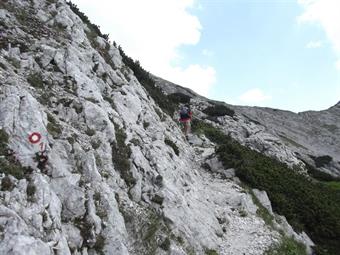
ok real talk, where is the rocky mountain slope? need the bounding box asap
[0,0,338,255]
[155,77,340,178]
[235,104,340,177]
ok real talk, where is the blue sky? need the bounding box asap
[181,0,340,111]
[72,0,340,112]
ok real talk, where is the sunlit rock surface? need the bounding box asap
[0,0,315,254]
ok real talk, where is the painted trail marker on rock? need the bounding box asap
[28,132,42,144]
[29,132,49,169]
[28,132,46,152]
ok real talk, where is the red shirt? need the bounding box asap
[179,111,192,122]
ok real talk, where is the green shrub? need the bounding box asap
[26,183,36,202]
[239,209,248,217]
[67,136,75,145]
[101,72,109,82]
[202,104,234,117]
[194,119,340,254]
[165,138,179,156]
[176,236,184,244]
[66,1,108,40]
[0,129,9,155]
[143,214,160,243]
[91,140,101,150]
[129,138,141,147]
[167,93,191,104]
[73,103,83,114]
[265,236,306,255]
[26,183,36,197]
[58,98,73,107]
[117,202,175,255]
[85,127,96,137]
[111,125,135,187]
[93,234,105,254]
[103,95,115,109]
[27,72,44,89]
[73,216,93,247]
[151,194,164,205]
[47,113,62,138]
[0,130,28,179]
[205,249,218,255]
[93,192,101,202]
[0,159,25,179]
[160,237,171,251]
[191,119,226,143]
[38,91,54,106]
[323,181,340,191]
[1,176,14,191]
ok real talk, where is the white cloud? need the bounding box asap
[336,60,340,71]
[239,88,272,104]
[297,0,340,70]
[202,49,214,57]
[306,40,323,48]
[167,65,216,96]
[71,0,216,96]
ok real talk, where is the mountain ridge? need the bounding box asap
[0,0,339,254]
[153,75,340,177]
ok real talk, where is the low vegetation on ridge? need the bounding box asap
[265,236,307,255]
[203,103,235,118]
[192,119,340,255]
[66,1,109,40]
[118,47,177,116]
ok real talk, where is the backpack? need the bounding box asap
[180,106,190,119]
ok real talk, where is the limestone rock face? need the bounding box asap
[234,105,340,176]
[0,0,313,254]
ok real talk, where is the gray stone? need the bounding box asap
[252,189,274,215]
[0,1,318,254]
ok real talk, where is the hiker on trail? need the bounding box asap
[179,104,192,139]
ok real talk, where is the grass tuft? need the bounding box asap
[0,129,9,155]
[165,138,179,156]
[1,176,14,191]
[47,113,62,138]
[205,249,219,255]
[111,124,135,187]
[93,234,105,254]
[160,237,171,251]
[203,104,234,117]
[27,72,44,89]
[265,236,306,255]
